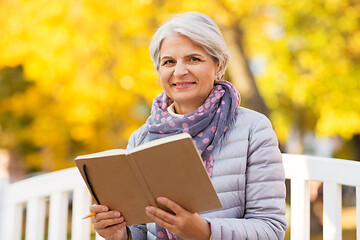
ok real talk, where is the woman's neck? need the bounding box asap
[167,103,184,118]
[173,103,197,115]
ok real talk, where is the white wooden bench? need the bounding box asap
[0,154,359,240]
[282,154,360,240]
[0,167,104,240]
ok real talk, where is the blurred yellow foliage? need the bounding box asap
[0,0,359,173]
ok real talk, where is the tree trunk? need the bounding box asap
[222,27,269,116]
[354,134,360,161]
[8,149,26,182]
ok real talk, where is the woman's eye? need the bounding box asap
[162,60,175,66]
[190,57,201,62]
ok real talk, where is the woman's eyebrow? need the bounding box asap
[186,53,206,58]
[160,53,205,61]
[160,56,172,61]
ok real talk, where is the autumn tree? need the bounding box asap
[0,0,359,180]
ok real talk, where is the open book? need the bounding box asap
[75,133,222,225]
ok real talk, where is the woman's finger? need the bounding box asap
[93,216,125,230]
[95,220,127,237]
[147,205,177,222]
[157,197,184,215]
[145,207,173,229]
[93,211,121,222]
[90,204,109,213]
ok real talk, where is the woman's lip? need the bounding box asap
[172,82,196,89]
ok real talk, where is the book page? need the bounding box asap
[129,133,192,154]
[75,149,127,160]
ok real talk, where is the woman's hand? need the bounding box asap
[90,204,128,240]
[145,197,211,240]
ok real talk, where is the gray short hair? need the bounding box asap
[149,12,230,75]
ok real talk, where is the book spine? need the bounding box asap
[127,155,158,207]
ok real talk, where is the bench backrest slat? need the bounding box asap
[283,154,360,240]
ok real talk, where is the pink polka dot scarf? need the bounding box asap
[147,81,240,240]
[147,80,240,176]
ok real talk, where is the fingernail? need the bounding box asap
[114,212,120,217]
[145,207,152,213]
[157,197,165,202]
[102,206,108,211]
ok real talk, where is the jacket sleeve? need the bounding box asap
[204,115,287,239]
[128,225,147,239]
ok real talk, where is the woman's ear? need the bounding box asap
[215,62,225,81]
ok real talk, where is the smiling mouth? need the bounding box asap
[173,82,196,88]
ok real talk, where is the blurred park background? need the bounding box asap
[0,0,359,238]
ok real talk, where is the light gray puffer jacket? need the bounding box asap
[127,107,287,239]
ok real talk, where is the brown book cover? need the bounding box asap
[75,133,222,225]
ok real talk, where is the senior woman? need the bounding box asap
[90,12,287,240]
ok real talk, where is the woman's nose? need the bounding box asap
[173,62,188,76]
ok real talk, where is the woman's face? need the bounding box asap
[159,35,219,115]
